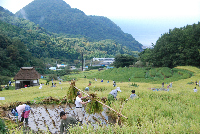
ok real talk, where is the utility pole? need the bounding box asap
[84,58,85,67]
[82,53,83,71]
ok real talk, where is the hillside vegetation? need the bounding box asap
[140,22,200,68]
[0,6,138,76]
[15,0,143,51]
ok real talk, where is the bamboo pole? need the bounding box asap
[74,87,90,96]
[59,95,67,105]
[74,86,128,119]
[116,102,125,125]
[95,99,128,119]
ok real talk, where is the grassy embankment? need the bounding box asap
[0,66,200,133]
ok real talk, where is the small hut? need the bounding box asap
[13,67,40,90]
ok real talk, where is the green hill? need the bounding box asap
[15,0,143,52]
[0,6,140,76]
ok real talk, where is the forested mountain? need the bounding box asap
[0,6,139,76]
[139,23,200,68]
[0,29,44,76]
[15,0,143,51]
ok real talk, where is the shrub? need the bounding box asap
[48,74,58,81]
[161,67,172,78]
[5,86,9,90]
[131,83,139,87]
[134,60,144,67]
[0,118,8,133]
[62,75,77,81]
[149,68,157,77]
[90,86,107,92]
[0,76,11,85]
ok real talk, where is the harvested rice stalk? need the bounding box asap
[86,93,103,114]
[67,81,78,102]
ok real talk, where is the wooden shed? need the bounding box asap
[13,67,40,90]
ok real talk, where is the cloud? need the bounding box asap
[39,16,45,25]
[19,9,28,20]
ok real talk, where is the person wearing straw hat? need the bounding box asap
[108,87,121,101]
[75,91,90,124]
[60,111,77,134]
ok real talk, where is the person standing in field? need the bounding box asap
[75,92,90,124]
[52,78,54,86]
[8,81,11,86]
[167,85,170,91]
[113,81,116,87]
[129,90,138,99]
[193,87,197,92]
[60,111,77,134]
[129,78,130,81]
[170,82,173,88]
[162,82,164,88]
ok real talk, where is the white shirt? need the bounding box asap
[16,104,26,119]
[110,89,118,98]
[193,89,197,92]
[75,96,82,107]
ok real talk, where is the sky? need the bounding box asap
[1,0,200,47]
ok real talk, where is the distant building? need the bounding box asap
[49,67,56,70]
[13,67,40,90]
[93,58,114,62]
[106,66,114,69]
[57,64,67,68]
[92,58,114,66]
[69,66,76,70]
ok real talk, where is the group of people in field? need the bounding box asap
[162,81,198,92]
[10,77,199,134]
[11,104,31,126]
[61,85,138,133]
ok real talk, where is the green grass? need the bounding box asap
[83,67,193,84]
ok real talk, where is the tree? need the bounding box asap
[113,54,137,68]
[139,23,200,68]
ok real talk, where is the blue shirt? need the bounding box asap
[24,105,31,112]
